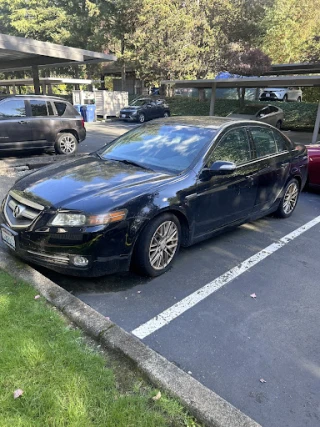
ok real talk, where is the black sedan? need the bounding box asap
[0,117,308,277]
[118,98,170,123]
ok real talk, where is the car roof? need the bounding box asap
[149,116,276,130]
[0,94,69,102]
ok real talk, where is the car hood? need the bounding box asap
[263,88,286,92]
[120,106,140,111]
[12,155,174,212]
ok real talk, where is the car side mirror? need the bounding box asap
[200,161,236,180]
[210,161,236,174]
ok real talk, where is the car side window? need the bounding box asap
[0,100,26,118]
[30,100,48,117]
[209,128,251,166]
[258,107,270,117]
[250,127,277,157]
[54,102,67,116]
[273,130,291,152]
[269,106,278,113]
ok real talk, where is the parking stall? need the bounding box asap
[38,190,320,427]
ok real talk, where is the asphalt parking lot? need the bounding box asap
[36,189,320,427]
[1,122,320,427]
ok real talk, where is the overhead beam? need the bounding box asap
[0,57,76,70]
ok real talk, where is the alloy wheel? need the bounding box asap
[149,221,179,270]
[59,135,76,154]
[283,182,299,214]
[138,114,145,123]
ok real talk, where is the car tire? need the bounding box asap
[275,178,300,218]
[283,94,288,102]
[163,111,170,118]
[55,132,78,155]
[276,120,282,129]
[132,213,181,277]
[138,113,145,123]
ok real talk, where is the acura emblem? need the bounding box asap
[13,205,22,218]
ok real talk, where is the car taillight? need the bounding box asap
[81,118,85,127]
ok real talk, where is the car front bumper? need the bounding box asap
[0,220,132,277]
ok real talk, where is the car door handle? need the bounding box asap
[18,120,28,125]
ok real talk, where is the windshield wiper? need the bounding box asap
[108,158,154,171]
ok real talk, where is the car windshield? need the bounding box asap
[99,124,217,174]
[130,99,149,106]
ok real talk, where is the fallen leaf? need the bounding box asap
[250,293,257,299]
[13,389,23,399]
[137,291,141,294]
[187,371,192,375]
[34,295,40,300]
[260,378,266,383]
[105,316,110,320]
[152,391,161,401]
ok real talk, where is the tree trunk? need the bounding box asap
[237,87,246,109]
[198,88,205,101]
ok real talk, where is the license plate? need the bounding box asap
[121,114,126,118]
[1,227,15,250]
[266,93,270,97]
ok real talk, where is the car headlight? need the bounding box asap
[50,210,127,227]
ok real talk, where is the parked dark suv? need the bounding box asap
[0,95,86,155]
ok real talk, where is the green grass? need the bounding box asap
[0,270,200,427]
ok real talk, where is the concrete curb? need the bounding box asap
[0,247,261,427]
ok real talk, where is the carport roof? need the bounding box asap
[0,33,116,71]
[0,77,94,86]
[162,75,320,88]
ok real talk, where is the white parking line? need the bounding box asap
[132,215,320,339]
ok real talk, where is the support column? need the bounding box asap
[12,84,16,94]
[32,65,41,94]
[41,82,46,95]
[312,100,320,144]
[209,83,217,116]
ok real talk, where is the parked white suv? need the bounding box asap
[259,87,302,102]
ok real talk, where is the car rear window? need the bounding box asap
[54,101,67,116]
[273,130,291,152]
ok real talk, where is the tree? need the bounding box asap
[0,0,70,44]
[261,0,320,63]
[227,47,271,107]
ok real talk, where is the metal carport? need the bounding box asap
[162,75,320,143]
[0,33,116,95]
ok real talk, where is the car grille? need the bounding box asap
[27,250,69,265]
[261,92,277,99]
[4,191,44,229]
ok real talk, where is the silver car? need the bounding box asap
[259,87,302,102]
[228,105,284,129]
